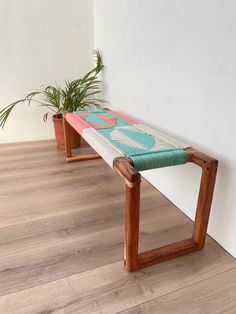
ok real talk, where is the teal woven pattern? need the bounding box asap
[98,126,188,170]
[72,110,189,171]
[131,149,188,171]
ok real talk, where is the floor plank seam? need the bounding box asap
[115,265,236,314]
[1,141,235,314]
[0,260,123,299]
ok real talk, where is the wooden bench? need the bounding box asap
[63,109,218,272]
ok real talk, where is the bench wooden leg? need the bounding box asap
[124,178,141,271]
[114,152,218,272]
[192,153,218,249]
[63,116,73,159]
[63,116,101,162]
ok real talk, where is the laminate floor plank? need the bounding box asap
[0,140,235,314]
[121,267,236,314]
[0,239,234,314]
[0,197,194,296]
[0,140,55,153]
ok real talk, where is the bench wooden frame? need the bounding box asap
[63,116,218,272]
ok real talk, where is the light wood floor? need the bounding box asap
[0,140,235,314]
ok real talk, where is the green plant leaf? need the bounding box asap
[0,48,107,127]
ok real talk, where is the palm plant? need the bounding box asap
[0,49,105,128]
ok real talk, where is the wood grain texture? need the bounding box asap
[124,181,140,271]
[121,267,236,314]
[113,157,141,189]
[63,115,73,157]
[138,238,198,268]
[0,240,234,314]
[0,140,235,314]
[193,158,218,248]
[116,148,218,271]
[66,153,101,162]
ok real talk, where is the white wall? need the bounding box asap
[0,0,94,143]
[95,0,236,257]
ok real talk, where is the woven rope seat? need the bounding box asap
[63,109,218,272]
[65,109,190,171]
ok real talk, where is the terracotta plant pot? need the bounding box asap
[52,115,81,149]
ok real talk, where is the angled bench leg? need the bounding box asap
[193,164,217,248]
[63,116,101,163]
[114,151,218,272]
[190,151,218,249]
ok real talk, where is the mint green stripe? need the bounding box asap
[131,149,188,171]
[85,113,110,126]
[118,128,155,150]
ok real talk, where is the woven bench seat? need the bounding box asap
[66,109,190,171]
[63,109,218,272]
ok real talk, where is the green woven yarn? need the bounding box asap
[131,149,188,171]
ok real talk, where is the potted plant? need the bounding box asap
[0,50,105,148]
